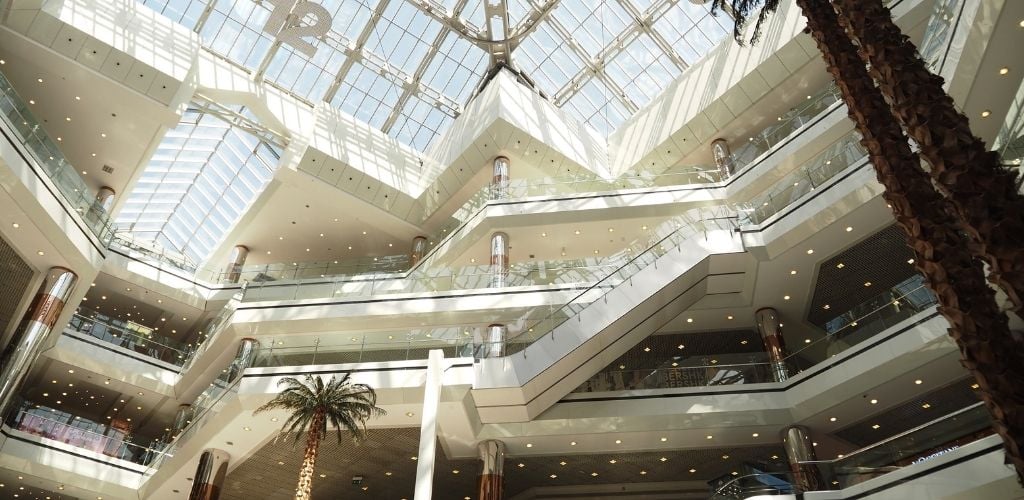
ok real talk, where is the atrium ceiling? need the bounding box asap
[139,0,731,149]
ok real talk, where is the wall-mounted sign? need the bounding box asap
[262,0,333,57]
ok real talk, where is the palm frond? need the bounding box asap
[711,0,782,46]
[256,373,386,447]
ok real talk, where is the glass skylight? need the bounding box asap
[138,0,729,149]
[116,106,282,262]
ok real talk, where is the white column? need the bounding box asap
[414,349,445,500]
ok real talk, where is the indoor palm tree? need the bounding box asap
[255,374,386,499]
[712,0,1024,482]
[831,0,1024,316]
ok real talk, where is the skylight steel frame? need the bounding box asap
[140,0,727,148]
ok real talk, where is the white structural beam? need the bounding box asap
[414,349,446,500]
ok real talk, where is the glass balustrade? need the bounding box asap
[4,399,167,466]
[0,71,115,245]
[709,402,992,499]
[251,336,472,368]
[730,84,844,168]
[67,307,191,367]
[571,275,936,393]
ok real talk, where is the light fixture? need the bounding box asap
[864,281,872,287]
[922,403,931,409]
[752,433,759,437]
[829,417,837,422]
[845,226,853,232]
[870,399,878,404]
[570,441,577,446]
[640,470,647,475]
[242,426,251,431]
[574,230,580,235]
[686,318,693,323]
[549,474,557,479]
[806,249,814,255]
[915,379,923,385]
[11,223,19,228]
[525,443,533,448]
[67,369,74,374]
[706,435,713,439]
[37,251,45,256]
[783,295,791,300]
[660,437,667,442]
[837,262,845,269]
[451,469,459,474]
[689,468,696,473]
[517,463,525,468]
[981,110,991,118]
[405,411,415,417]
[790,270,797,275]
[609,459,617,464]
[591,472,599,477]
[614,439,622,444]
[677,344,685,349]
[971,383,980,389]
[872,424,881,429]
[999,67,1010,75]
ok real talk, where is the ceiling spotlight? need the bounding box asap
[783,295,791,300]
[829,417,837,422]
[660,437,667,442]
[981,110,991,118]
[806,249,814,255]
[706,435,713,439]
[915,379,923,385]
[525,443,533,448]
[570,441,577,446]
[790,270,797,275]
[845,226,853,232]
[752,433,759,437]
[870,399,878,404]
[999,67,1010,75]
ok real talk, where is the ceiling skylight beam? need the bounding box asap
[528,4,638,114]
[191,0,218,34]
[322,0,393,104]
[402,0,487,42]
[190,94,289,147]
[613,0,688,71]
[382,0,472,133]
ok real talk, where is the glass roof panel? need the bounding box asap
[137,0,728,148]
[116,106,282,262]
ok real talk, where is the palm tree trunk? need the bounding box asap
[295,410,325,500]
[831,0,1024,317]
[795,0,1024,482]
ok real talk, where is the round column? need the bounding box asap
[0,267,77,416]
[410,236,428,266]
[781,425,824,492]
[490,232,509,288]
[96,186,116,212]
[477,440,506,500]
[172,403,194,437]
[711,138,735,179]
[226,338,259,381]
[491,156,510,200]
[189,448,230,500]
[755,307,789,382]
[478,324,507,359]
[223,245,249,284]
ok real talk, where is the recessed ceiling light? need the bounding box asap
[706,435,713,439]
[845,226,853,232]
[405,412,414,417]
[689,468,696,472]
[451,469,459,474]
[999,67,1010,75]
[790,270,797,275]
[783,295,791,300]
[549,474,557,478]
[836,262,845,269]
[806,249,814,254]
[570,441,577,446]
[640,470,647,475]
[29,99,35,104]
[660,437,667,442]
[591,472,599,477]
[609,459,617,464]
[727,315,734,320]
[870,399,878,404]
[37,78,43,83]
[677,344,684,349]
[971,383,980,389]
[686,318,693,323]
[67,369,74,374]
[805,338,811,343]
[608,228,614,232]
[11,223,19,228]
[922,403,931,409]
[525,443,533,448]
[864,282,872,287]
[362,231,367,235]
[829,417,837,422]
[752,433,759,437]
[614,439,622,444]
[65,117,71,122]
[981,110,991,118]
[37,251,45,256]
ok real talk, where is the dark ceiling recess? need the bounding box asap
[832,378,982,448]
[807,225,917,329]
[222,427,786,500]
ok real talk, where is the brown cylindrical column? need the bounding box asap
[755,307,789,382]
[0,267,77,416]
[189,448,230,500]
[226,338,259,381]
[477,440,505,500]
[172,403,193,437]
[781,425,824,492]
[223,245,249,283]
[491,156,510,199]
[490,232,509,288]
[711,138,735,179]
[96,186,116,212]
[410,236,428,266]
[478,324,507,359]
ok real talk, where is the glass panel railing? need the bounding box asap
[146,375,241,472]
[710,402,992,499]
[736,131,868,225]
[0,71,114,245]
[731,83,843,168]
[918,0,964,72]
[4,399,167,466]
[812,402,992,489]
[67,307,191,367]
[110,231,200,274]
[571,275,936,394]
[251,337,472,368]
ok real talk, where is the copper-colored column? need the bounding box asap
[226,337,259,382]
[781,425,824,492]
[755,307,789,382]
[477,440,505,500]
[0,267,77,416]
[189,448,230,500]
[711,138,735,179]
[491,156,510,200]
[410,236,428,266]
[223,245,249,283]
[490,232,509,288]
